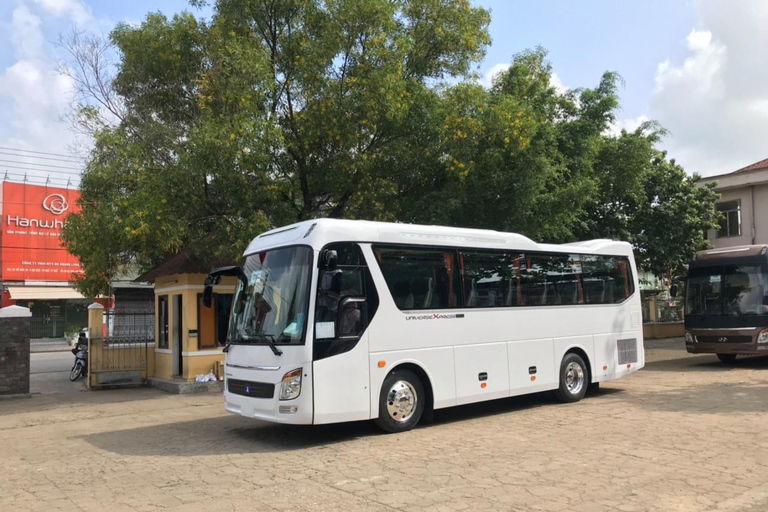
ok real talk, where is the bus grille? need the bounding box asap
[617,338,638,365]
[227,379,275,399]
[695,335,752,344]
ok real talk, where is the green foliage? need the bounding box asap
[578,124,720,279]
[62,2,719,295]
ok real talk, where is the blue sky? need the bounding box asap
[480,1,695,120]
[1,0,766,182]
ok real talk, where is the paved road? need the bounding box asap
[4,338,768,512]
[31,351,73,374]
[29,350,86,395]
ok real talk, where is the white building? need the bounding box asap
[700,157,768,248]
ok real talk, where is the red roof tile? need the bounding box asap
[732,157,768,174]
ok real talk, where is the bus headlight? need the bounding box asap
[279,368,302,400]
[758,330,768,344]
[685,331,695,344]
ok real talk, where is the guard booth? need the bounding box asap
[136,252,236,382]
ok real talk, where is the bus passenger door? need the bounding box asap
[508,338,556,395]
[312,243,378,424]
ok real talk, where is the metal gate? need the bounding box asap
[89,309,154,388]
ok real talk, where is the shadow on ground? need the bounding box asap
[0,386,170,417]
[79,386,619,456]
[644,353,768,372]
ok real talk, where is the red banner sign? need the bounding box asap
[0,182,83,281]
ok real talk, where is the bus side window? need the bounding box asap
[581,255,634,304]
[459,251,524,308]
[374,247,458,310]
[315,243,368,340]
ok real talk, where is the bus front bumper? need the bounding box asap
[685,342,768,355]
[223,364,313,425]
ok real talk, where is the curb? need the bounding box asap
[30,345,73,353]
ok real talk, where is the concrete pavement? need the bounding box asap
[29,350,86,395]
[4,338,768,511]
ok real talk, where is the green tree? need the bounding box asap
[62,0,491,296]
[61,4,718,295]
[399,48,620,242]
[580,124,720,279]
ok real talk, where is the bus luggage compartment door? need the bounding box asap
[508,338,556,395]
[454,342,510,405]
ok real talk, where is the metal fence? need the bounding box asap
[89,308,154,388]
[106,308,155,339]
[29,305,89,339]
[642,297,684,324]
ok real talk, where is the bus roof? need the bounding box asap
[691,244,768,266]
[244,219,634,258]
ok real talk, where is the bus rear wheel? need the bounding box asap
[374,369,425,433]
[717,354,737,364]
[554,353,588,403]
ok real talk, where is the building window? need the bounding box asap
[198,293,233,349]
[716,200,741,238]
[158,295,169,349]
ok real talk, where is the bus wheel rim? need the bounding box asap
[386,380,417,423]
[565,362,584,395]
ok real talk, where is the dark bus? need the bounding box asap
[678,245,768,363]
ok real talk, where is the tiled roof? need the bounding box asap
[135,249,236,282]
[732,157,768,174]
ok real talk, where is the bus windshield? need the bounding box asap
[685,265,768,316]
[228,246,313,345]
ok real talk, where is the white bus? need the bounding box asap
[205,219,644,433]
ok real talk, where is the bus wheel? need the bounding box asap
[554,353,588,403]
[374,369,425,433]
[717,354,737,364]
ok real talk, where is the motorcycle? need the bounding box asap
[70,333,89,381]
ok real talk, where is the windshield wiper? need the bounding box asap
[222,333,283,355]
[222,338,255,353]
[258,334,283,356]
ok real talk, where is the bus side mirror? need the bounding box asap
[202,275,221,308]
[670,276,683,298]
[204,265,245,308]
[320,249,338,271]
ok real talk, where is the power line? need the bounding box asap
[0,146,85,161]
[0,159,84,171]
[0,165,83,177]
[0,151,87,164]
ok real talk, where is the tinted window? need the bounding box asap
[581,255,634,304]
[374,245,633,309]
[375,247,458,310]
[723,265,768,315]
[686,265,768,316]
[461,251,524,308]
[315,244,366,336]
[685,266,722,316]
[523,254,582,306]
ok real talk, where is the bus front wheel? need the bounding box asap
[717,354,737,364]
[554,353,589,403]
[374,369,425,433]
